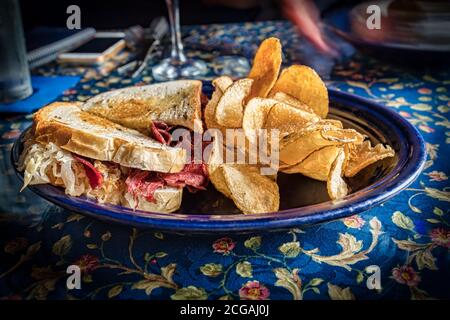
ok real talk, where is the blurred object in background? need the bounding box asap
[326,0,450,64]
[203,0,261,10]
[350,0,450,49]
[196,0,354,77]
[26,27,96,68]
[0,0,32,103]
[184,21,354,79]
[281,0,338,56]
[152,0,208,80]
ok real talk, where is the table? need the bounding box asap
[0,21,448,300]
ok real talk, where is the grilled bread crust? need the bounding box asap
[81,80,203,133]
[33,102,186,173]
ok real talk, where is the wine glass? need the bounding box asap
[152,0,208,81]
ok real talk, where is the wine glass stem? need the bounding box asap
[166,0,186,63]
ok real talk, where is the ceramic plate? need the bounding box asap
[11,88,426,232]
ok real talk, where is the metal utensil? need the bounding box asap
[131,17,169,78]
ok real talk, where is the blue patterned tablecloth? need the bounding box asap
[0,21,449,300]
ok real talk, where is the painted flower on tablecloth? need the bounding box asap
[239,280,270,300]
[438,105,449,113]
[342,215,365,229]
[425,171,448,182]
[399,111,411,118]
[4,237,28,254]
[425,143,438,160]
[200,263,223,277]
[171,286,207,300]
[212,237,235,255]
[278,241,301,258]
[74,254,99,273]
[391,266,421,287]
[430,228,450,248]
[418,88,432,95]
[419,125,434,133]
[63,89,77,95]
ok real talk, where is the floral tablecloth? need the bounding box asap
[0,21,449,300]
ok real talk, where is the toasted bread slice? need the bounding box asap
[33,102,186,173]
[122,187,183,213]
[81,80,203,133]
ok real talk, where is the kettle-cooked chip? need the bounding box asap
[205,76,234,131]
[214,76,234,93]
[204,36,396,213]
[317,119,344,129]
[215,78,253,128]
[327,148,348,200]
[269,65,329,118]
[247,37,282,100]
[320,127,365,144]
[345,140,395,177]
[206,134,232,197]
[221,164,280,214]
[281,145,341,181]
[271,91,315,114]
[279,127,345,165]
[242,97,279,145]
[265,102,320,137]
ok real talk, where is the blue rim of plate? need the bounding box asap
[11,89,426,232]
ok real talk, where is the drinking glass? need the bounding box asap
[0,0,32,103]
[152,0,208,81]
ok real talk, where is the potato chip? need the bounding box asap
[342,143,351,174]
[205,76,233,130]
[215,78,253,128]
[222,128,252,164]
[214,76,234,92]
[327,148,348,200]
[269,65,329,118]
[206,133,231,197]
[320,127,365,144]
[247,37,282,100]
[271,92,315,114]
[281,145,341,181]
[242,97,279,145]
[318,119,344,129]
[279,128,344,165]
[344,140,395,177]
[221,164,280,214]
[265,102,320,137]
[204,36,396,208]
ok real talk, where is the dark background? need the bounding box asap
[19,0,363,31]
[19,0,281,30]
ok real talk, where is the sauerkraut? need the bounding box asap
[18,142,89,196]
[18,141,124,204]
[17,139,197,211]
[86,161,123,205]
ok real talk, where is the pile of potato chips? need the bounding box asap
[206,37,395,214]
